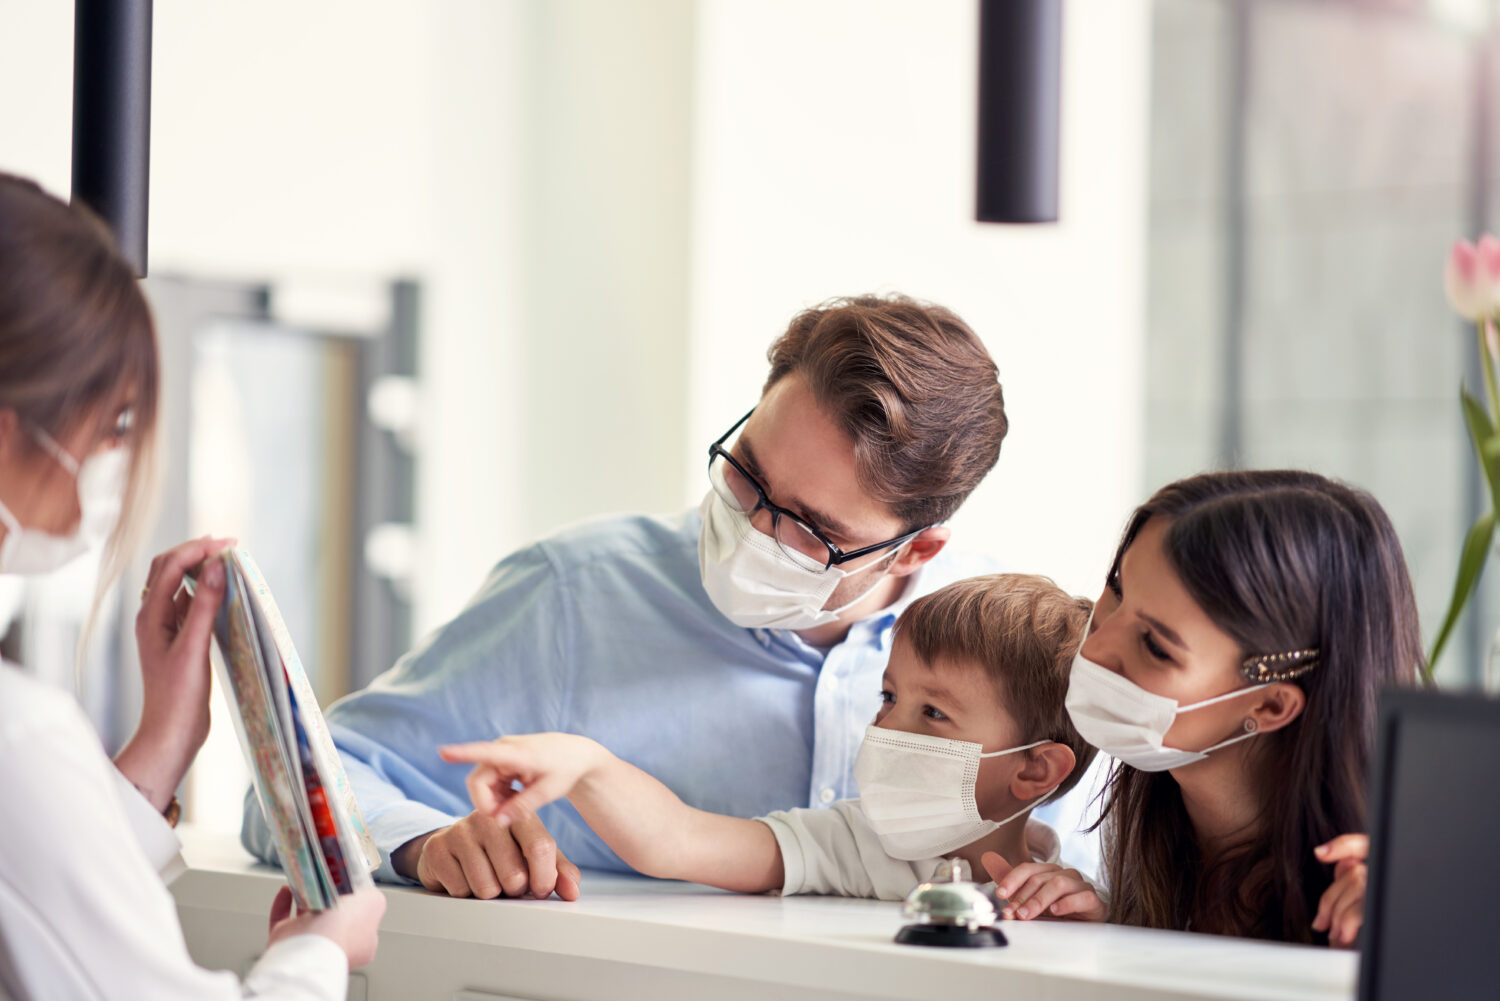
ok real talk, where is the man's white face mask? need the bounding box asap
[0,428,126,576]
[696,409,929,632]
[696,474,893,631]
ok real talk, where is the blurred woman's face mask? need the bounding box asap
[0,428,126,575]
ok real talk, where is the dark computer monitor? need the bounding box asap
[1358,687,1500,1001]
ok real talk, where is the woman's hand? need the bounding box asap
[267,886,385,970]
[982,852,1106,922]
[1312,833,1369,948]
[113,536,235,811]
[438,733,610,826]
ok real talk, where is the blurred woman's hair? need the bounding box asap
[0,173,161,640]
[1096,470,1423,943]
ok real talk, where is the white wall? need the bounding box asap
[1,0,1149,700]
[1,0,1150,623]
[0,0,525,636]
[687,0,1151,597]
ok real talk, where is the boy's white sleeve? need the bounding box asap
[758,799,920,901]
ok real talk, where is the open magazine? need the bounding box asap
[188,548,379,911]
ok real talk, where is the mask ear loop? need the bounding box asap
[979,740,1062,832]
[0,427,82,542]
[1176,682,1269,714]
[978,739,1048,759]
[1196,718,1261,756]
[30,427,81,478]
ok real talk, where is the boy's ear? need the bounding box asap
[1011,742,1076,804]
[888,525,950,578]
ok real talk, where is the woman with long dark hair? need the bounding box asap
[981,470,1422,946]
[0,173,384,998]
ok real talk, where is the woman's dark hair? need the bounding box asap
[1096,470,1423,943]
[0,172,160,597]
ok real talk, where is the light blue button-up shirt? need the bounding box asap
[242,509,1100,883]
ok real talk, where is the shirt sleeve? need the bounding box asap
[0,691,347,1001]
[759,801,880,899]
[242,937,349,999]
[243,542,575,884]
[109,765,187,883]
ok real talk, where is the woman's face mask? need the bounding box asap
[1065,614,1266,772]
[0,427,126,576]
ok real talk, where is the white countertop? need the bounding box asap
[172,827,1357,1001]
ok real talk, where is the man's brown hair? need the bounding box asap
[897,573,1096,804]
[764,294,1007,529]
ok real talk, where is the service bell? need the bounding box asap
[894,858,1008,948]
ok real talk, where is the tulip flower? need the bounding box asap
[1431,235,1500,678]
[1448,239,1488,320]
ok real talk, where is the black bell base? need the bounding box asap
[894,923,1008,948]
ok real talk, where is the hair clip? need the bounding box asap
[1240,648,1320,683]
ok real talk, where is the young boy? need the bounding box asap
[439,574,1096,902]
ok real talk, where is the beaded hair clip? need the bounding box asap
[1240,648,1320,683]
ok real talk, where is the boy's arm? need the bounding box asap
[439,735,784,894]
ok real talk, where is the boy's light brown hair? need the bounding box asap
[896,573,1097,804]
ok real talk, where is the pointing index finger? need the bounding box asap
[439,742,511,764]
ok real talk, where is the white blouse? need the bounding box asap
[0,663,348,1001]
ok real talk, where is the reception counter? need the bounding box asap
[170,828,1357,1001]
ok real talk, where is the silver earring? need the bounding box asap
[1242,718,1257,734]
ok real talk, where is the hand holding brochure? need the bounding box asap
[193,548,379,911]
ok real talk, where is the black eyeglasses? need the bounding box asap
[707,409,926,573]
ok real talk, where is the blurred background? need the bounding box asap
[0,0,1493,831]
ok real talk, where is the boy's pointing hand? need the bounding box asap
[440,734,607,826]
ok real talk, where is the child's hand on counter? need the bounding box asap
[982,852,1106,922]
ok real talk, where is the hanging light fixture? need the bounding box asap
[975,0,1062,224]
[72,0,153,276]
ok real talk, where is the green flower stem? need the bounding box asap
[1480,320,1500,425]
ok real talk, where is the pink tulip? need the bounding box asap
[1479,235,1500,312]
[1447,239,1488,320]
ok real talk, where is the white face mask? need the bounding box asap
[1065,613,1267,772]
[854,724,1046,861]
[696,470,892,631]
[0,429,126,576]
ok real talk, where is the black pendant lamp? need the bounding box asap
[976,0,1062,224]
[72,0,153,276]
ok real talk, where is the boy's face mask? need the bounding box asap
[0,428,126,576]
[854,724,1047,861]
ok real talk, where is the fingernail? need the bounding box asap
[206,562,225,587]
[1314,845,1328,856]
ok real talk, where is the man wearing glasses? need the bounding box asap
[244,294,1059,899]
